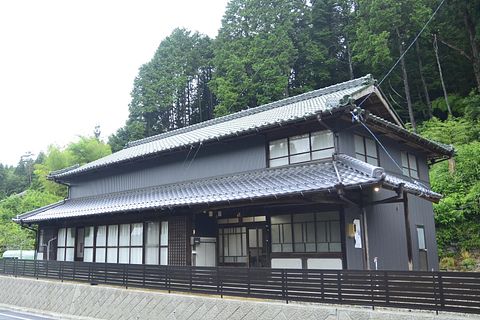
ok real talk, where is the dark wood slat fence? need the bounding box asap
[0,259,478,314]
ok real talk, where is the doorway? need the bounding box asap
[247,226,267,267]
[75,227,85,261]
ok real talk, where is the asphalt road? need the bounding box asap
[0,309,56,320]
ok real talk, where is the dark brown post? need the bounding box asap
[403,192,413,271]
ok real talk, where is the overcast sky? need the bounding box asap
[0,0,229,166]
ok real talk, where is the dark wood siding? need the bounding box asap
[69,135,266,199]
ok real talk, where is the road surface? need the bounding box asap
[0,309,56,320]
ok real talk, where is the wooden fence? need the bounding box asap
[0,259,478,314]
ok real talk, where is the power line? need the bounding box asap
[356,0,447,110]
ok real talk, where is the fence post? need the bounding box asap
[60,261,64,282]
[337,271,342,304]
[384,271,389,306]
[14,259,17,277]
[125,264,129,289]
[34,259,38,279]
[320,271,324,302]
[143,265,146,288]
[46,259,49,278]
[438,273,445,311]
[432,272,439,315]
[284,269,289,304]
[247,268,251,296]
[189,266,193,291]
[73,262,76,281]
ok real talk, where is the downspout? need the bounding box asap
[47,237,57,261]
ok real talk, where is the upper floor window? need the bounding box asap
[401,152,419,179]
[268,130,334,167]
[354,135,378,165]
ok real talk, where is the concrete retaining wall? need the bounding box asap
[0,275,478,320]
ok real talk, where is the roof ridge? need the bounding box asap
[126,75,374,148]
[335,154,385,179]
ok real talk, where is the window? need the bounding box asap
[56,227,75,261]
[77,221,168,264]
[84,226,94,262]
[268,130,334,167]
[401,152,419,179]
[354,135,378,165]
[218,227,247,264]
[271,212,341,253]
[416,226,426,250]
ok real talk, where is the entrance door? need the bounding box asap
[75,227,85,261]
[248,226,267,267]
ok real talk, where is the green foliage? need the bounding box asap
[439,256,455,270]
[33,137,111,197]
[0,190,62,255]
[420,117,480,256]
[109,28,215,151]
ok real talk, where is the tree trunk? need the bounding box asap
[434,34,452,116]
[415,41,432,118]
[396,28,416,132]
[464,8,480,92]
[346,37,354,80]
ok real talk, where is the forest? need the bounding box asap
[0,0,479,270]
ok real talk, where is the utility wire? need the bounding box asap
[356,0,447,110]
[350,0,447,189]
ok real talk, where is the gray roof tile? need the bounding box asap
[18,154,440,223]
[50,75,374,179]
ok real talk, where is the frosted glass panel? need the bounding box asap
[289,134,309,155]
[290,153,310,164]
[365,138,377,157]
[145,247,159,265]
[401,152,408,167]
[119,224,130,246]
[269,138,288,158]
[57,228,66,247]
[146,222,159,245]
[311,131,333,150]
[160,248,168,265]
[95,248,106,263]
[130,223,143,246]
[84,226,94,246]
[312,149,333,160]
[65,248,75,261]
[354,135,364,153]
[107,248,118,263]
[160,221,168,246]
[84,248,94,262]
[119,248,129,264]
[66,228,75,247]
[130,248,142,264]
[108,225,118,247]
[57,248,65,261]
[269,157,288,167]
[96,226,107,247]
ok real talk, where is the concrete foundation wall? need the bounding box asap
[1,275,478,320]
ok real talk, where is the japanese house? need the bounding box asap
[15,75,453,271]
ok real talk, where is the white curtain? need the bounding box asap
[84,226,94,247]
[84,248,94,262]
[130,248,142,264]
[119,248,129,264]
[130,223,143,246]
[95,248,106,263]
[108,225,118,247]
[119,224,130,246]
[57,228,66,247]
[96,226,107,247]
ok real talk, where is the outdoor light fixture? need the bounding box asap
[374,186,380,192]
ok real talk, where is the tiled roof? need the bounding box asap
[18,154,440,223]
[49,75,375,179]
[366,114,454,158]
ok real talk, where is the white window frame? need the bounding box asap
[268,130,335,167]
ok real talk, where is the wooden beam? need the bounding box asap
[403,192,414,271]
